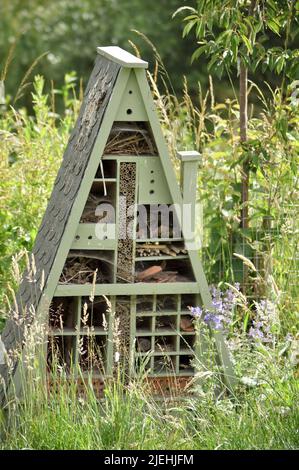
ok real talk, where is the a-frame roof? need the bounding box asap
[0,47,236,404]
[0,52,121,404]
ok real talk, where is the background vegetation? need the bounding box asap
[1,0,298,109]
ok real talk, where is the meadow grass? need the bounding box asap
[0,357,298,450]
[0,67,298,450]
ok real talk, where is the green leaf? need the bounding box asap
[172,6,196,18]
[216,29,232,45]
[243,311,250,333]
[243,17,255,34]
[182,14,198,21]
[191,44,209,63]
[231,34,239,62]
[241,34,253,54]
[195,19,205,39]
[275,56,285,74]
[267,19,281,36]
[182,19,197,38]
[208,53,221,71]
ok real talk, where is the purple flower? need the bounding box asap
[204,312,223,330]
[249,327,264,339]
[189,306,203,318]
[189,284,239,332]
[212,299,224,312]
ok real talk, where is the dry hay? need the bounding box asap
[59,253,112,284]
[104,122,157,156]
[80,193,114,223]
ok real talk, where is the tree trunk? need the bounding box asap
[239,62,250,290]
[239,63,249,229]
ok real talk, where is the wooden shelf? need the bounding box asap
[79,328,108,336]
[146,371,195,378]
[136,310,179,316]
[135,349,195,357]
[93,178,117,183]
[102,155,157,161]
[135,329,152,335]
[135,330,195,337]
[48,328,76,336]
[135,238,184,243]
[135,255,188,261]
[54,282,199,297]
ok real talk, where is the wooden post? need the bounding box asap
[177,150,201,236]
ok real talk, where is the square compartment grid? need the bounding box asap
[133,294,197,376]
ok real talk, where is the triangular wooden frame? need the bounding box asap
[0,47,236,403]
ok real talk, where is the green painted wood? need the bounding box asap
[71,224,117,250]
[135,255,188,261]
[135,311,181,317]
[137,157,172,204]
[115,71,148,121]
[97,46,148,69]
[103,155,154,161]
[192,293,207,387]
[49,329,76,336]
[93,178,117,183]
[6,295,51,403]
[176,295,181,373]
[134,68,236,389]
[7,69,131,402]
[54,282,200,297]
[48,328,108,336]
[177,150,202,162]
[40,67,131,307]
[112,162,120,283]
[135,350,195,357]
[134,69,209,293]
[7,49,237,396]
[177,151,201,234]
[135,255,189,261]
[135,330,194,337]
[136,237,183,243]
[146,371,195,378]
[131,162,139,281]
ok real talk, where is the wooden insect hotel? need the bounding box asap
[0,47,235,403]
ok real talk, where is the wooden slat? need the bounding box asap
[54,282,200,297]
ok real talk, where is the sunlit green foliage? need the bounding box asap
[175,0,299,79]
[0,74,80,320]
[0,0,202,109]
